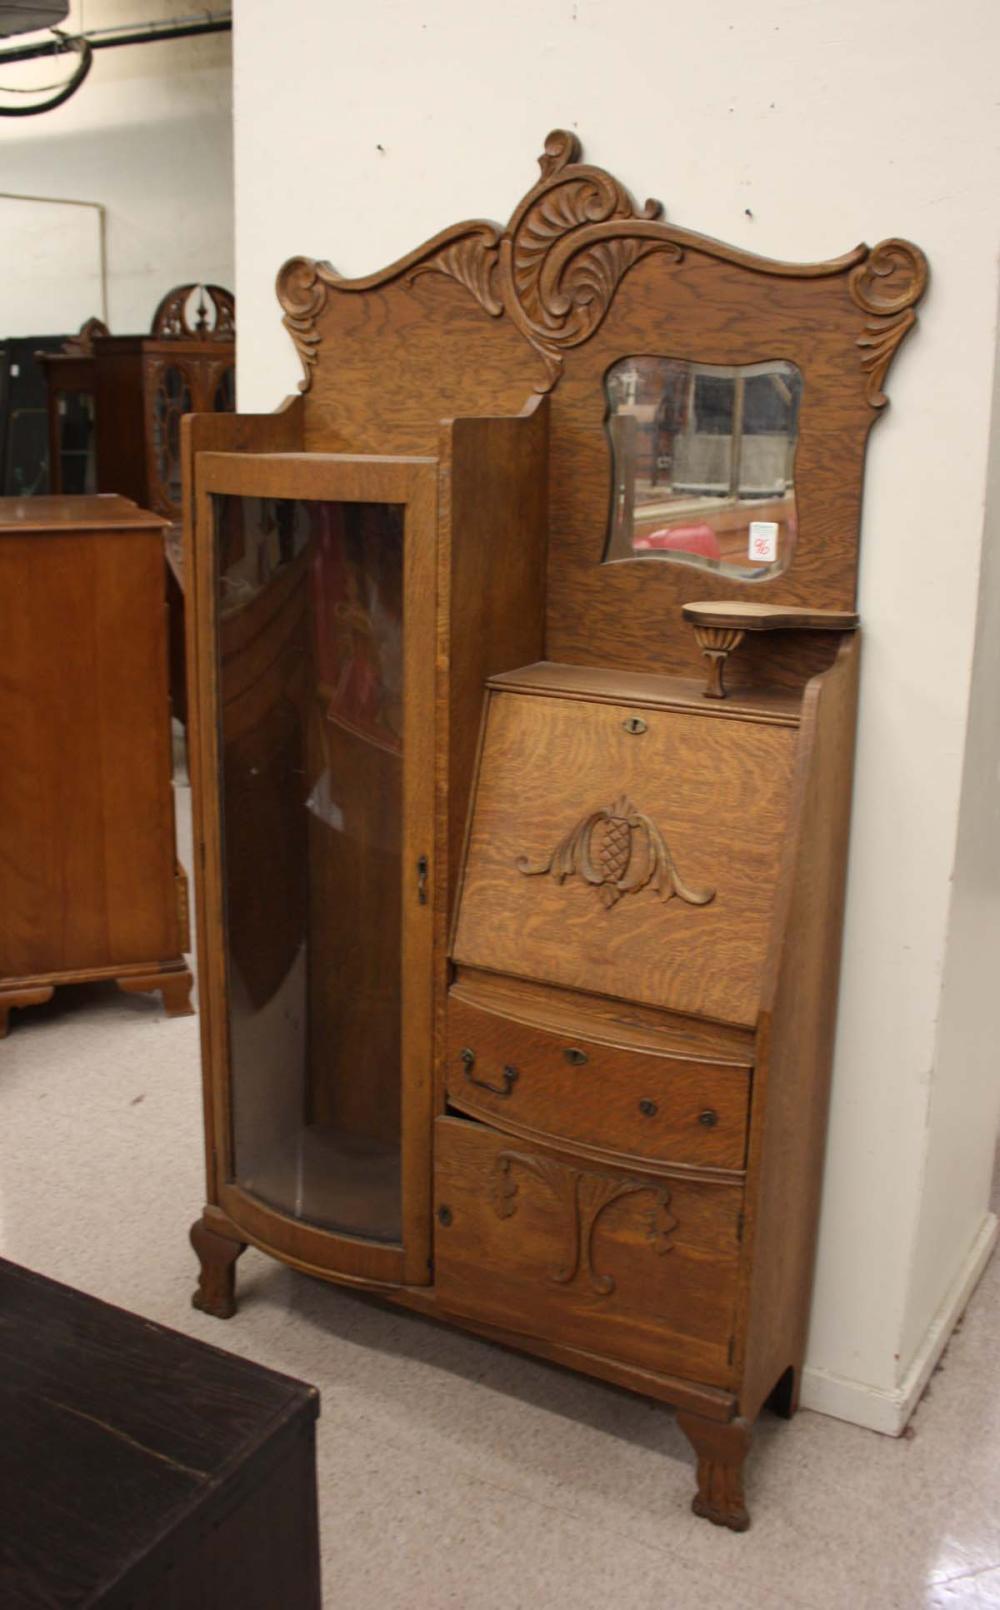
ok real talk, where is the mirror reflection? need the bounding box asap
[603,355,803,578]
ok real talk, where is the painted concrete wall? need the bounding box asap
[231,0,1000,1427]
[1,0,233,337]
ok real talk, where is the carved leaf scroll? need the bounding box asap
[277,128,683,394]
[493,1150,677,1296]
[516,793,715,910]
[848,238,928,407]
[276,129,925,410]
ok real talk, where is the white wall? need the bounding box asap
[231,0,1000,1428]
[1,0,233,337]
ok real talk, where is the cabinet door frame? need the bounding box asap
[191,449,438,1286]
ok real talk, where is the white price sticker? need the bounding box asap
[748,521,778,563]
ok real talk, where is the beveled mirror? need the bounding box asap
[603,355,803,579]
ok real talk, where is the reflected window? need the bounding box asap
[603,356,803,579]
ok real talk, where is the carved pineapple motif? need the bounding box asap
[516,793,715,910]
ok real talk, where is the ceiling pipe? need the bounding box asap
[0,12,231,68]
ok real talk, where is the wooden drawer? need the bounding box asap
[446,996,750,1170]
[434,1117,742,1387]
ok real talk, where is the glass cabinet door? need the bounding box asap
[202,466,435,1281]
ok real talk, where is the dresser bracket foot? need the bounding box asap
[118,966,194,1019]
[677,1410,753,1531]
[0,986,55,1037]
[190,1216,246,1318]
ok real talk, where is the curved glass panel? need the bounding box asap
[215,494,404,1242]
[603,356,803,579]
[153,364,192,511]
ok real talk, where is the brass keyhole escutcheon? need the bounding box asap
[622,715,647,735]
[638,1099,658,1117]
[437,1205,453,1227]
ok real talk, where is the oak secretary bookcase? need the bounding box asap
[185,131,926,1528]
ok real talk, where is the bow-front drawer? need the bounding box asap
[445,996,750,1171]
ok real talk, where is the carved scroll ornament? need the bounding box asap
[278,129,922,399]
[516,793,715,910]
[848,238,928,407]
[493,1150,677,1296]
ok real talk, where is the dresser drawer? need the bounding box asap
[434,1117,742,1387]
[445,997,750,1170]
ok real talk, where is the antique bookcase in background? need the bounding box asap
[184,131,926,1529]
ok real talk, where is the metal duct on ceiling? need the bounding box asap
[0,2,69,37]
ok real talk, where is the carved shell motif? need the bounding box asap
[516,793,715,910]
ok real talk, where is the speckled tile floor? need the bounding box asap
[2,772,999,1609]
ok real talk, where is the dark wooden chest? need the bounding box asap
[0,1259,321,1609]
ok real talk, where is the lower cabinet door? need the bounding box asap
[433,1117,741,1387]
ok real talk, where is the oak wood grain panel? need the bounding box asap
[438,401,548,915]
[453,690,796,1025]
[434,401,549,1126]
[735,633,861,1420]
[434,1117,741,1386]
[446,996,750,1169]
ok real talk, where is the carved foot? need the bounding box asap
[117,968,194,1019]
[190,1217,246,1318]
[0,986,55,1037]
[677,1411,752,1531]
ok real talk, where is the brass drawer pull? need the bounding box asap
[698,1109,719,1128]
[638,1099,658,1117]
[460,1047,519,1098]
[563,1047,589,1066]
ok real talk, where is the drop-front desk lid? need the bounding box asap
[452,664,800,1029]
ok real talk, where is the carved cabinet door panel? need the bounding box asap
[452,690,797,1026]
[433,1117,742,1387]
